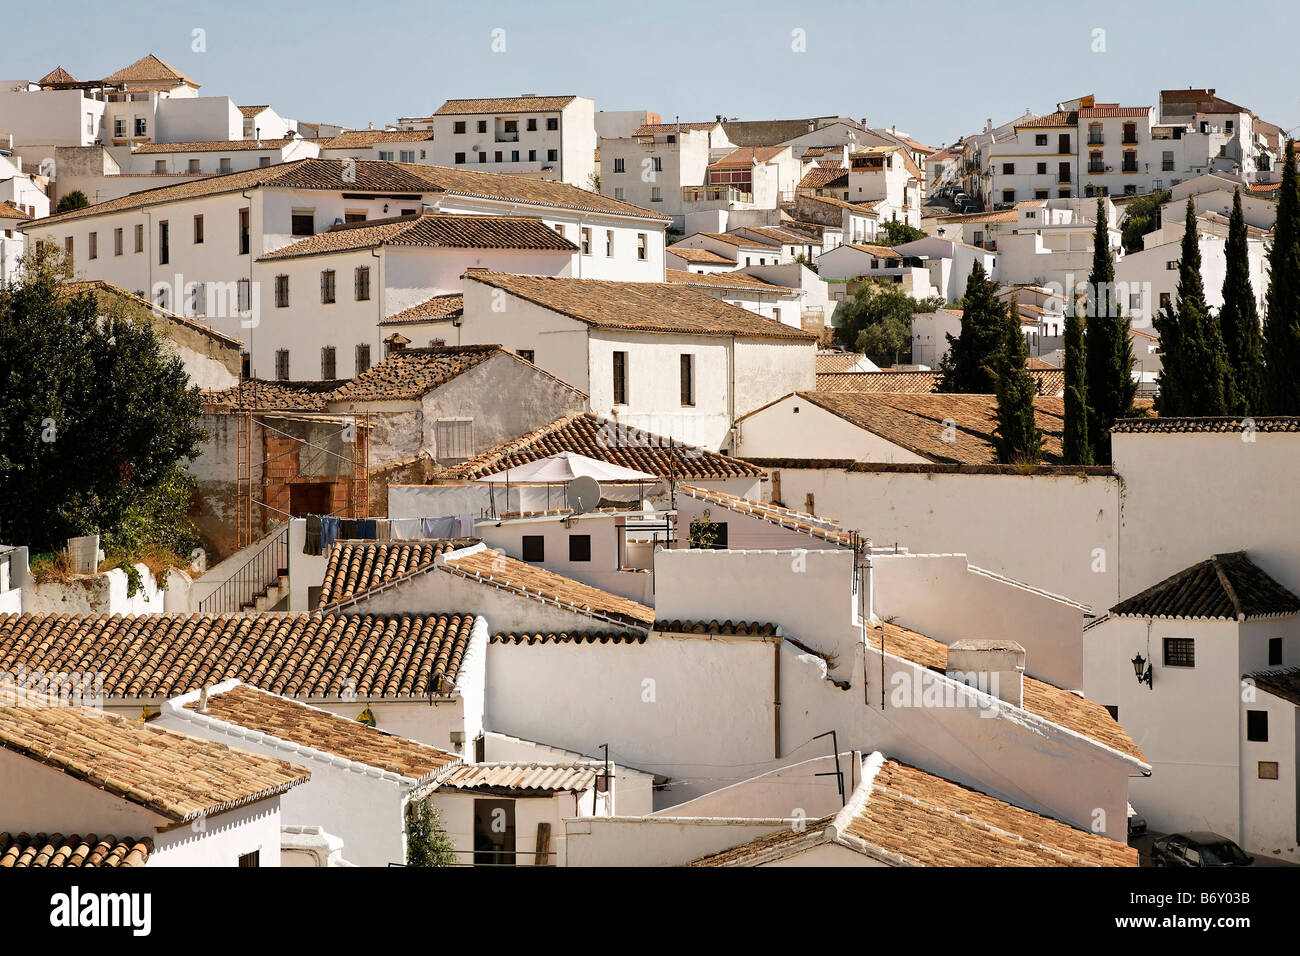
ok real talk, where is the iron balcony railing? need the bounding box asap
[682,184,754,204]
[198,526,289,614]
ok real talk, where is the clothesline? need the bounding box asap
[301,514,475,555]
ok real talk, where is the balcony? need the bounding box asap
[1122,163,1139,173]
[1122,135,1139,145]
[1087,163,1108,174]
[682,184,753,204]
[1088,135,1104,146]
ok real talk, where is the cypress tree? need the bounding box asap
[1083,195,1136,463]
[936,260,1007,393]
[993,295,1044,464]
[1219,188,1264,414]
[1062,301,1092,464]
[1263,140,1300,414]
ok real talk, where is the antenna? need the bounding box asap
[568,475,601,514]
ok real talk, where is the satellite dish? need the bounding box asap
[568,476,601,514]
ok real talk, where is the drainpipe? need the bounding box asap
[241,188,255,370]
[372,244,383,358]
[773,639,782,759]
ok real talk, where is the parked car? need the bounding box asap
[957,201,980,214]
[1151,832,1253,867]
[1127,803,1147,838]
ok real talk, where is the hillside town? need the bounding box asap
[2,46,1299,888]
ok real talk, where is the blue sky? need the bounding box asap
[9,0,1298,147]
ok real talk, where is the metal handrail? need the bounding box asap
[198,526,289,614]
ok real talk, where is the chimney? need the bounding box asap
[197,685,209,713]
[945,640,1025,709]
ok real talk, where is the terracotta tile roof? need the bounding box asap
[326,345,495,401]
[1016,111,1076,129]
[843,759,1137,866]
[430,412,765,481]
[843,243,902,259]
[37,66,78,86]
[1111,416,1300,434]
[675,232,770,250]
[688,817,835,866]
[238,104,269,117]
[433,95,577,116]
[869,623,1143,760]
[259,212,577,261]
[816,368,1065,397]
[654,619,779,636]
[1110,552,1300,621]
[816,351,867,374]
[464,272,816,340]
[0,613,479,699]
[798,165,848,189]
[802,146,840,158]
[633,122,720,136]
[182,683,458,780]
[322,129,435,149]
[1249,182,1281,194]
[667,247,735,265]
[103,53,196,87]
[807,195,880,217]
[201,379,344,412]
[677,484,855,546]
[783,391,1065,464]
[709,146,787,167]
[1078,106,1151,118]
[133,137,297,154]
[492,631,647,645]
[0,833,151,867]
[382,293,465,325]
[317,539,475,607]
[926,149,958,163]
[0,706,308,823]
[0,201,32,222]
[441,548,655,629]
[438,761,599,793]
[1245,668,1300,706]
[1160,89,1248,115]
[936,208,1018,224]
[742,226,818,245]
[401,163,667,221]
[63,279,244,349]
[664,268,796,295]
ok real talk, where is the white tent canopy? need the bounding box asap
[475,451,657,485]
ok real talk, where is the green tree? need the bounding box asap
[1120,189,1170,253]
[1219,188,1265,414]
[992,296,1043,464]
[878,219,927,245]
[1263,140,1300,414]
[832,282,940,367]
[936,260,1006,392]
[1083,195,1136,463]
[55,190,89,213]
[0,244,206,554]
[1062,302,1092,465]
[1153,199,1231,416]
[405,800,457,867]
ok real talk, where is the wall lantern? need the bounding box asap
[1131,652,1153,688]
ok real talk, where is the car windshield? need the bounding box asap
[1200,842,1250,865]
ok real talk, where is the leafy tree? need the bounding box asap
[1120,189,1170,253]
[1219,188,1265,414]
[405,800,457,867]
[993,296,1043,464]
[1062,302,1092,465]
[832,282,940,367]
[936,261,1006,392]
[1083,196,1136,463]
[878,219,927,245]
[1263,140,1300,414]
[1153,200,1231,416]
[0,244,206,554]
[688,509,721,549]
[794,253,819,274]
[55,190,89,213]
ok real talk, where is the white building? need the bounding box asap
[996,196,1121,289]
[847,144,921,227]
[599,121,736,231]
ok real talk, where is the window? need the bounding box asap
[189,282,205,316]
[355,344,371,374]
[553,223,565,239]
[613,157,625,173]
[568,534,592,562]
[113,118,125,138]
[511,150,519,163]
[1259,761,1279,780]
[292,211,314,236]
[546,117,558,131]
[344,210,366,224]
[1225,120,1234,134]
[581,227,591,254]
[275,349,289,380]
[650,186,662,202]
[455,151,466,164]
[134,116,147,137]
[400,150,416,163]
[193,214,204,244]
[494,151,503,163]
[378,150,394,162]
[320,269,336,304]
[188,158,200,174]
[1163,637,1195,667]
[63,236,73,257]
[113,227,123,256]
[680,353,695,406]
[436,418,473,460]
[87,231,97,259]
[134,223,144,253]
[1247,710,1269,742]
[321,346,337,379]
[239,208,250,255]
[1166,260,1179,270]
[1123,122,1138,144]
[238,278,251,313]
[523,117,536,132]
[525,149,535,162]
[1001,162,1014,175]
[219,157,231,174]
[259,156,271,168]
[652,156,663,172]
[473,798,516,865]
[605,229,614,256]
[547,149,558,162]
[478,151,487,164]
[477,120,487,134]
[1036,162,1047,175]
[1035,134,1048,146]
[238,851,260,868]
[1034,189,1049,200]
[158,220,169,264]
[517,348,535,363]
[521,535,545,563]
[637,233,647,261]
[1159,292,1172,310]
[275,274,289,308]
[613,187,624,200]
[454,121,466,134]
[1269,637,1283,666]
[612,350,628,405]
[355,266,371,301]
[1002,188,1015,203]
